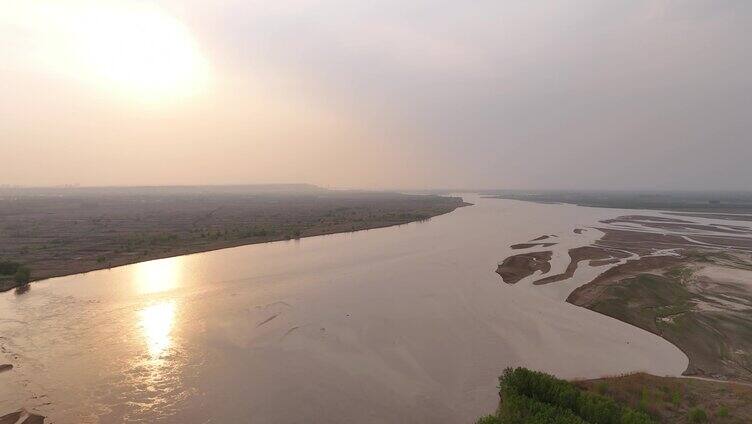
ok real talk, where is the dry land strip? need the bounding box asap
[0,185,468,291]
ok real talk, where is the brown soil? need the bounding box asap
[531,235,555,241]
[602,215,694,224]
[510,242,557,250]
[588,258,622,266]
[594,228,695,256]
[496,251,552,284]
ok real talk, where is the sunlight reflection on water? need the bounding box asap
[139,301,176,359]
[133,257,184,295]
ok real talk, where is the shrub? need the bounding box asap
[620,409,654,424]
[576,391,621,424]
[13,266,31,284]
[671,390,681,407]
[499,390,587,424]
[476,415,503,424]
[688,407,708,423]
[499,367,580,411]
[596,382,609,395]
[495,368,655,424]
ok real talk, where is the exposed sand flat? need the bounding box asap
[696,265,752,287]
[497,201,752,384]
[0,196,687,423]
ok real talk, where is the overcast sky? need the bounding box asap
[2,0,750,190]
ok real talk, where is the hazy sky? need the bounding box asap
[2,0,750,190]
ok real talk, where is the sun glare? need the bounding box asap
[134,257,183,295]
[72,2,209,103]
[139,300,177,359]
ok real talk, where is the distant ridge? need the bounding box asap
[0,184,327,197]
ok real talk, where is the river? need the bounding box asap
[0,196,687,423]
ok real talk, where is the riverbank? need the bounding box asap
[495,208,752,385]
[479,368,752,423]
[575,372,752,423]
[568,249,752,384]
[0,186,468,291]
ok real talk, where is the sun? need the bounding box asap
[72,2,209,103]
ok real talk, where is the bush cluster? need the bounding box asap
[13,266,31,284]
[479,368,655,424]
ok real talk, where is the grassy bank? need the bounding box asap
[576,373,752,423]
[478,368,752,423]
[477,368,654,424]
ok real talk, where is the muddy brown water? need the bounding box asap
[0,196,687,423]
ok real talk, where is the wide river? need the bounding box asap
[0,196,687,423]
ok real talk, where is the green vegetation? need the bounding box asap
[575,373,752,423]
[476,415,504,424]
[688,407,707,423]
[670,390,681,408]
[13,266,31,284]
[0,260,31,286]
[716,405,729,418]
[479,368,654,424]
